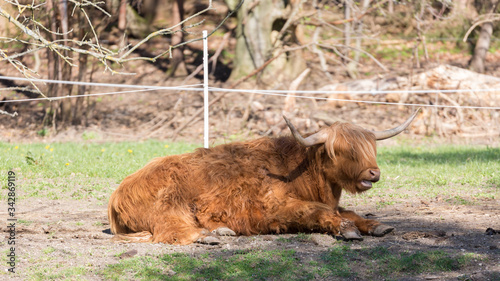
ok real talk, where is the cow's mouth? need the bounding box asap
[360,180,373,189]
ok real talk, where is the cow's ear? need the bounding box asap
[324,132,344,161]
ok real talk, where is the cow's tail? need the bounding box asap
[112,231,153,243]
[108,191,153,243]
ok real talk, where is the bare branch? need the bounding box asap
[118,1,216,60]
[0,48,45,97]
[463,13,500,42]
[0,87,39,93]
[334,0,390,25]
[272,0,307,47]
[0,109,18,117]
[68,0,110,18]
[3,0,45,9]
[0,0,243,99]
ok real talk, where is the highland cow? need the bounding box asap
[108,110,420,244]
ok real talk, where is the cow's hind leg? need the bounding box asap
[150,188,208,245]
[151,215,207,245]
[338,207,394,237]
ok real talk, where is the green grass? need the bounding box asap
[99,245,481,280]
[348,144,500,207]
[1,141,498,206]
[2,142,498,201]
[102,249,315,280]
[2,140,198,180]
[276,232,312,243]
[42,246,56,255]
[17,219,34,225]
[358,247,474,276]
[1,141,498,204]
[0,140,199,200]
[30,266,88,281]
[373,45,414,60]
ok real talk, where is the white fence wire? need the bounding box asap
[1,75,500,110]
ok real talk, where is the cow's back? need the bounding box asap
[108,136,307,236]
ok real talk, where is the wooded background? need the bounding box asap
[1,0,499,142]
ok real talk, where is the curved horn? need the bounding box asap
[371,108,421,140]
[283,114,328,147]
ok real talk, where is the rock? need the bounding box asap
[310,234,336,247]
[485,228,499,235]
[212,227,236,236]
[119,249,138,259]
[197,236,221,245]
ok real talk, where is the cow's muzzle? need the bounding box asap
[359,169,380,190]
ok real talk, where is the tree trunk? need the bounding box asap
[58,0,73,126]
[354,0,370,62]
[45,0,60,130]
[118,0,127,31]
[469,0,500,73]
[225,0,305,83]
[343,0,352,62]
[455,0,469,11]
[73,11,87,126]
[469,0,499,73]
[228,0,280,79]
[125,0,159,38]
[166,0,187,78]
[469,22,493,73]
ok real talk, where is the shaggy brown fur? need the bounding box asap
[108,122,386,244]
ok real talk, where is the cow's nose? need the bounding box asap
[369,169,380,182]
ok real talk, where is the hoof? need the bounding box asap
[340,219,363,241]
[197,236,221,245]
[341,230,363,241]
[372,224,394,237]
[212,227,236,236]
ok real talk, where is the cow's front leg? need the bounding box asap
[266,199,359,239]
[338,207,394,237]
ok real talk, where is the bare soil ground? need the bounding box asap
[2,190,499,280]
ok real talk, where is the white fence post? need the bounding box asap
[203,30,209,148]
